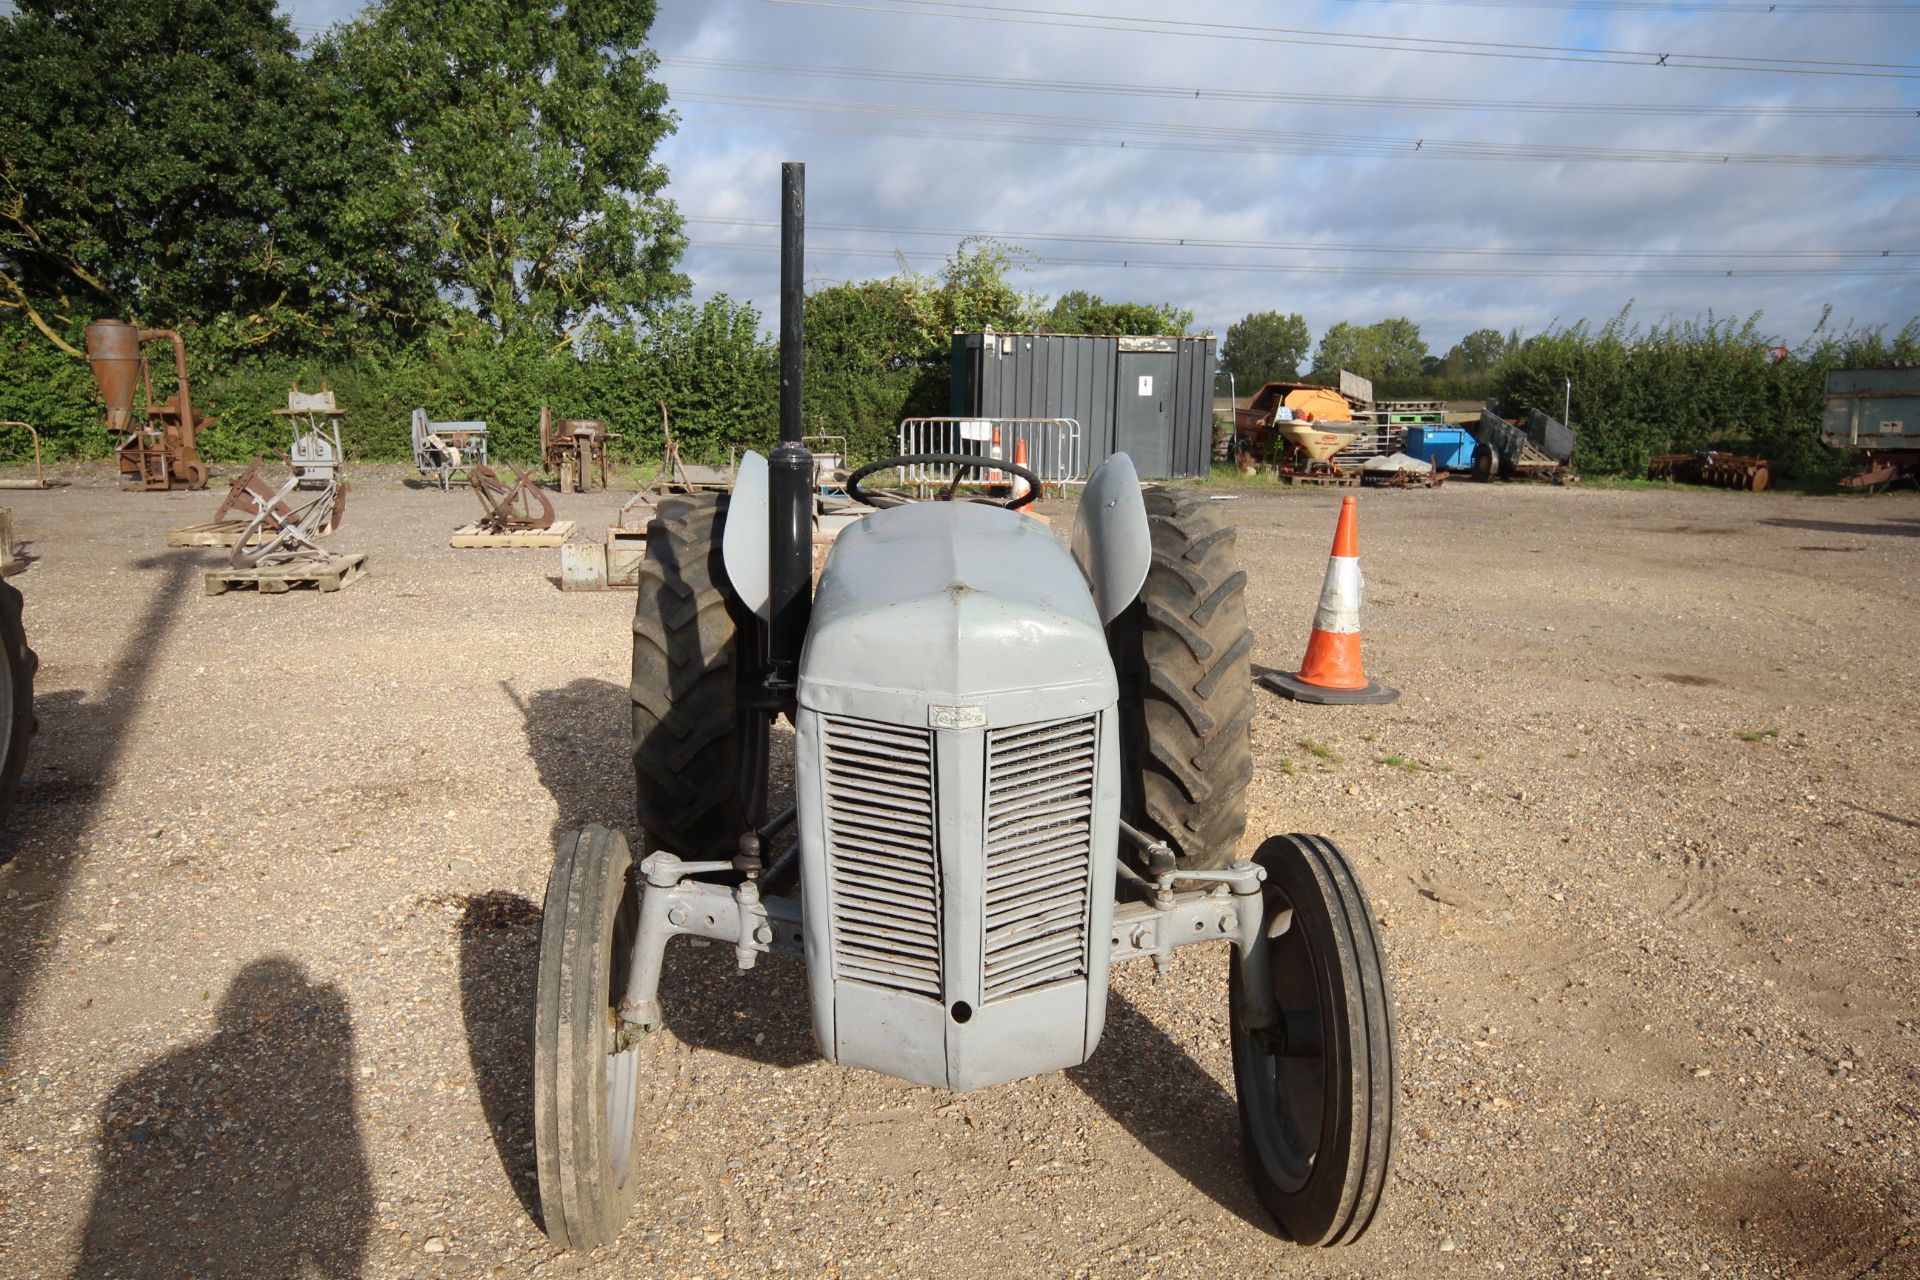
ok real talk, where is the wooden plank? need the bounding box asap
[205,553,367,597]
[167,520,266,548]
[449,519,574,548]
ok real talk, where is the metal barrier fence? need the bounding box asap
[894,418,1086,491]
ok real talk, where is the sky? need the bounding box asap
[284,0,1920,358]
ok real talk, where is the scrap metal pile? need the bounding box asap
[217,458,349,570]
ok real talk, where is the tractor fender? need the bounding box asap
[1071,452,1152,625]
[721,450,771,618]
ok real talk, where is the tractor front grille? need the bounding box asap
[981,715,1098,1003]
[820,716,942,998]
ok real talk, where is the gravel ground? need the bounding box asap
[0,464,1916,1280]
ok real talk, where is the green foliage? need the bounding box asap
[0,0,432,353]
[1493,305,1920,477]
[803,241,1046,461]
[0,295,775,467]
[1220,311,1311,385]
[1442,328,1515,377]
[1042,290,1194,336]
[317,0,685,343]
[1311,317,1429,387]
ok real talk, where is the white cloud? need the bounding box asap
[288,0,1920,352]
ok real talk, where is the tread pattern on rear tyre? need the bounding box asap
[1112,486,1254,869]
[630,494,753,859]
[533,825,640,1250]
[0,578,37,845]
[1237,833,1397,1247]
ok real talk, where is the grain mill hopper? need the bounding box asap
[84,319,210,491]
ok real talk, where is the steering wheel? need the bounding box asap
[845,452,1043,511]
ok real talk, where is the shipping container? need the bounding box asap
[949,331,1216,479]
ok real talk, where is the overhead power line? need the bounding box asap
[763,0,1920,78]
[1319,0,1920,13]
[686,215,1920,261]
[677,92,1920,169]
[686,238,1920,278]
[661,56,1920,119]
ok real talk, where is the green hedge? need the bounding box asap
[1494,310,1919,478]
[6,304,1915,479]
[0,300,780,468]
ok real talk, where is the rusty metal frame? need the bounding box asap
[470,462,555,532]
[0,422,51,490]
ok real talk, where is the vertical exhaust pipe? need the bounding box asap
[767,161,814,689]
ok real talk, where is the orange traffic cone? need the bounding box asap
[1261,495,1399,705]
[1011,438,1032,502]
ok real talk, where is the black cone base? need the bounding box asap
[1260,671,1400,705]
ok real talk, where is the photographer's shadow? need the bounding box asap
[76,957,372,1278]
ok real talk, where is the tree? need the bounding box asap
[1442,327,1513,376]
[319,0,686,343]
[801,241,1047,459]
[0,0,429,353]
[1310,317,1428,386]
[1043,290,1194,336]
[1219,311,1310,385]
[898,238,1047,348]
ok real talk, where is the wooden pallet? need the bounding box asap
[168,519,266,548]
[1281,471,1361,488]
[450,519,575,548]
[205,553,367,596]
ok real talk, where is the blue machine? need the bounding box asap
[1405,426,1475,470]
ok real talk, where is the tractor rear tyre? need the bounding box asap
[1231,834,1397,1246]
[630,494,766,860]
[534,825,666,1249]
[1111,486,1254,870]
[0,578,37,847]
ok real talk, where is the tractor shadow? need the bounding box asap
[506,676,634,846]
[1066,987,1275,1233]
[0,550,197,1067]
[457,892,815,1234]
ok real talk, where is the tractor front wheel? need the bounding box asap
[1110,486,1254,870]
[533,825,672,1249]
[1230,833,1397,1246]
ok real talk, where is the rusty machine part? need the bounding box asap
[470,462,555,533]
[84,319,211,491]
[1836,453,1919,492]
[0,422,63,490]
[213,459,293,526]
[539,405,618,495]
[229,470,348,571]
[1648,451,1772,492]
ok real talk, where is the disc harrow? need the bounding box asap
[1649,451,1772,492]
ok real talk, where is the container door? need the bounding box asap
[1116,353,1176,478]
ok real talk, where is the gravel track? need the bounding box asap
[0,466,1915,1279]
